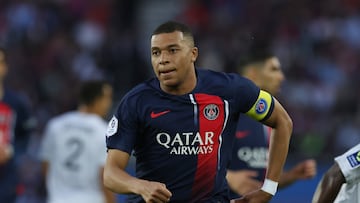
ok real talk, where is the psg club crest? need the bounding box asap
[203,104,219,120]
[255,99,267,114]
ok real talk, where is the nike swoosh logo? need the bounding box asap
[236,130,249,139]
[151,110,170,118]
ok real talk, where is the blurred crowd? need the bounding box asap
[0,0,359,202]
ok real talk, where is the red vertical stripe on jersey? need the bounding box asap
[0,103,14,145]
[190,94,225,201]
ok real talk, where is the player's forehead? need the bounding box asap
[151,31,186,49]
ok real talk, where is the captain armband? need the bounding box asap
[245,90,274,121]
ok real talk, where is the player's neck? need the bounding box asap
[78,105,103,118]
[160,70,197,95]
[78,105,92,114]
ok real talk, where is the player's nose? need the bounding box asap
[159,52,170,65]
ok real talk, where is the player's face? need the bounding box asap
[151,31,198,95]
[96,84,113,118]
[259,57,285,95]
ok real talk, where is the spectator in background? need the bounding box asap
[39,80,116,203]
[312,143,360,203]
[227,48,317,198]
[0,47,36,203]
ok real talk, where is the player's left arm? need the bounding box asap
[240,97,292,203]
[261,97,293,187]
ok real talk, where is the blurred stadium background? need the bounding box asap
[1,0,359,202]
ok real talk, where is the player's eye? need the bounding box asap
[169,48,179,54]
[152,50,160,56]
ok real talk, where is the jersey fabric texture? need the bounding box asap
[227,114,271,199]
[0,89,34,203]
[39,111,108,203]
[106,68,274,203]
[334,143,360,203]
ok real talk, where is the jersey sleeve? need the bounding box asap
[335,143,360,184]
[105,94,139,154]
[231,74,274,121]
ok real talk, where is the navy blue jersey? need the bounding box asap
[0,89,34,202]
[227,114,271,199]
[106,68,274,202]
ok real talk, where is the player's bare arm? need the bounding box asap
[262,98,292,181]
[312,162,345,203]
[104,149,172,203]
[240,97,292,202]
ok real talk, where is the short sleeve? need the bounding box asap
[229,73,274,121]
[335,143,360,184]
[105,95,139,154]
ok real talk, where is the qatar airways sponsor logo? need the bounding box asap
[237,147,268,168]
[156,131,215,155]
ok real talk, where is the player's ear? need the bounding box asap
[191,47,198,63]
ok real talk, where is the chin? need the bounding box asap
[161,78,178,86]
[161,81,180,91]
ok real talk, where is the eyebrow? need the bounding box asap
[151,44,181,50]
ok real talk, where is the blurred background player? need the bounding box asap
[312,143,360,203]
[39,80,116,203]
[0,47,35,203]
[226,47,317,198]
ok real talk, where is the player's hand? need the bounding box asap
[233,189,272,203]
[0,144,12,165]
[138,180,172,203]
[226,170,262,195]
[290,159,317,180]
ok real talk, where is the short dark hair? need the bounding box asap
[237,41,275,73]
[152,21,195,46]
[78,80,109,105]
[238,50,274,68]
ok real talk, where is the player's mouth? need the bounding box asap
[159,69,176,77]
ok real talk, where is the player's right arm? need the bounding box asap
[312,143,360,203]
[312,162,344,203]
[103,149,172,203]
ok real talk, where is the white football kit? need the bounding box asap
[39,112,108,203]
[334,143,360,203]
